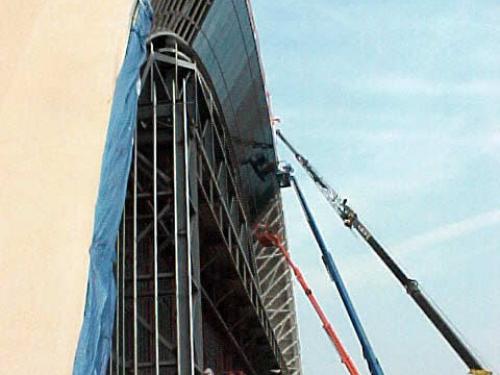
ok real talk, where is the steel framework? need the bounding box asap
[253,198,302,374]
[107,36,297,374]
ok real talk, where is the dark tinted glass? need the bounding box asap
[192,0,278,223]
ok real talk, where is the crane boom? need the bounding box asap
[290,175,385,375]
[255,227,361,375]
[276,129,491,375]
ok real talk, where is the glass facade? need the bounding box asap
[192,0,278,223]
[148,2,303,372]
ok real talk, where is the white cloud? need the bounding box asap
[349,76,500,97]
[392,209,500,255]
[483,130,500,162]
[341,209,500,288]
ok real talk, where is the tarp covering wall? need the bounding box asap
[0,1,141,373]
[73,2,152,374]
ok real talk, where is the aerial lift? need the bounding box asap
[281,166,385,375]
[255,226,361,375]
[276,129,492,375]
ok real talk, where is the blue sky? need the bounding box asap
[252,1,500,374]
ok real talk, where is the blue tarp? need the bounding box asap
[73,1,152,374]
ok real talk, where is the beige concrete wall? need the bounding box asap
[0,1,135,373]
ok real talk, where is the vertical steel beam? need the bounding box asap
[173,76,195,375]
[153,83,160,375]
[188,74,204,370]
[121,209,126,374]
[133,129,139,375]
[115,233,119,375]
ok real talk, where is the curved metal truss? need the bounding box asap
[151,0,213,43]
[254,198,303,375]
[108,38,302,374]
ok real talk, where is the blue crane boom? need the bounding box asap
[276,129,491,375]
[288,173,385,375]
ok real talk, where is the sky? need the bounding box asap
[251,1,500,374]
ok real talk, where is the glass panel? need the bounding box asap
[192,0,278,222]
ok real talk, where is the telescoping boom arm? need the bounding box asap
[290,174,385,375]
[255,227,361,375]
[276,129,491,375]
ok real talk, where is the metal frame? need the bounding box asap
[109,37,298,374]
[254,199,303,375]
[152,0,212,45]
[110,42,199,375]
[193,63,288,373]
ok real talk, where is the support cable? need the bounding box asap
[289,174,384,375]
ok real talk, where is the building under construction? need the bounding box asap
[108,2,302,374]
[1,1,493,375]
[0,1,301,374]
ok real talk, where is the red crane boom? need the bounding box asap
[255,226,361,375]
